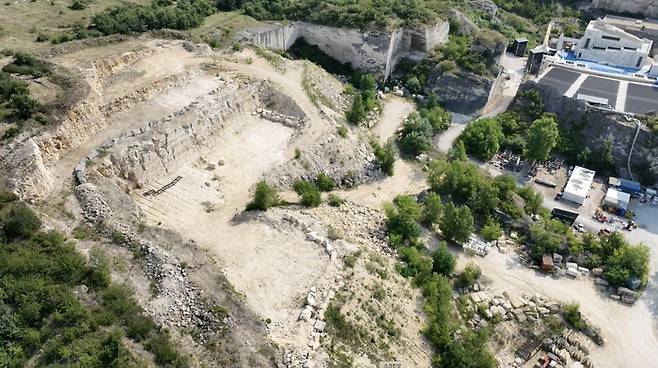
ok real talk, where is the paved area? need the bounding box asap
[538,67,581,95]
[575,76,619,106]
[537,66,658,115]
[626,83,658,115]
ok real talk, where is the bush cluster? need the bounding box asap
[246,181,281,211]
[428,159,542,224]
[91,0,216,35]
[371,139,396,176]
[346,72,378,125]
[0,71,43,122]
[390,225,495,368]
[293,179,322,207]
[2,52,51,78]
[397,97,450,156]
[0,194,188,367]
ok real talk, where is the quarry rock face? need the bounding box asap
[520,82,658,177]
[589,0,658,19]
[426,71,494,115]
[4,139,54,202]
[238,21,450,80]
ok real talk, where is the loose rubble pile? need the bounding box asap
[257,107,307,128]
[75,183,229,342]
[302,61,350,112]
[309,202,390,254]
[264,133,380,189]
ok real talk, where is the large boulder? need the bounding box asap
[589,0,658,20]
[448,9,479,36]
[426,71,494,115]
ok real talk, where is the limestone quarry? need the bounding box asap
[3,2,658,366]
[0,38,436,367]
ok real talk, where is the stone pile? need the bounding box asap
[546,330,597,368]
[257,108,307,128]
[308,202,390,255]
[460,289,560,328]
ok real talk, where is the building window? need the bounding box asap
[584,38,591,48]
[601,35,621,41]
[592,46,606,50]
[624,47,637,51]
[636,57,643,67]
[607,47,621,50]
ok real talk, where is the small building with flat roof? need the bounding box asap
[603,188,631,211]
[562,166,596,205]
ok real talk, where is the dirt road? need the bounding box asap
[342,95,658,366]
[435,52,526,153]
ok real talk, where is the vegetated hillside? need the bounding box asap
[219,0,581,28]
[0,193,188,367]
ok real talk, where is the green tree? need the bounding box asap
[421,192,443,226]
[439,202,474,244]
[346,93,366,124]
[385,195,422,245]
[459,117,503,161]
[480,219,502,241]
[246,181,281,211]
[432,242,455,276]
[525,116,559,162]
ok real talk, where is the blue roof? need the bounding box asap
[620,179,641,193]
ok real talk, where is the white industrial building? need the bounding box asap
[574,19,654,69]
[603,188,631,211]
[562,166,596,206]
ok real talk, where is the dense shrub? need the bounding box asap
[456,263,482,288]
[315,172,336,192]
[371,139,396,176]
[1,203,42,239]
[246,181,281,211]
[563,303,586,330]
[293,180,322,207]
[346,72,379,125]
[2,52,51,77]
[0,195,185,367]
[459,117,504,161]
[91,0,215,35]
[480,219,502,241]
[398,112,433,156]
[432,242,455,276]
[69,0,87,10]
[384,195,422,247]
